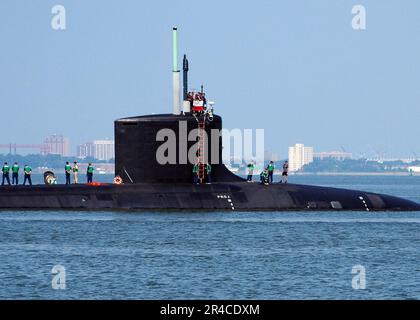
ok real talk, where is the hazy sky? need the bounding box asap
[0,0,419,158]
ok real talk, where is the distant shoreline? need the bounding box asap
[291,172,414,176]
[238,171,415,177]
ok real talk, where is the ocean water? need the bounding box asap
[0,175,419,300]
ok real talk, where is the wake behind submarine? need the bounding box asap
[0,28,419,212]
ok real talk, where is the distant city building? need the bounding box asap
[314,151,352,161]
[77,140,114,161]
[44,134,70,157]
[93,140,115,161]
[77,143,95,159]
[288,143,314,172]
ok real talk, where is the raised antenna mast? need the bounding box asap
[172,27,181,115]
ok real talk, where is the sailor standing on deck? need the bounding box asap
[87,163,94,183]
[1,162,11,186]
[205,163,212,184]
[72,161,79,184]
[267,161,275,183]
[65,162,72,185]
[192,162,199,184]
[11,162,19,185]
[23,164,32,186]
[280,160,289,183]
[247,160,255,182]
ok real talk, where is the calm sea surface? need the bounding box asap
[0,174,419,299]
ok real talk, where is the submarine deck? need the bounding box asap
[0,182,419,211]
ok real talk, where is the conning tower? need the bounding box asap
[115,28,241,184]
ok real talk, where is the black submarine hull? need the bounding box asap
[0,182,419,211]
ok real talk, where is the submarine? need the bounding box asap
[0,27,419,212]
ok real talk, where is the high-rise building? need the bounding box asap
[288,143,314,172]
[44,134,70,157]
[93,140,115,161]
[77,140,115,161]
[77,143,95,159]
